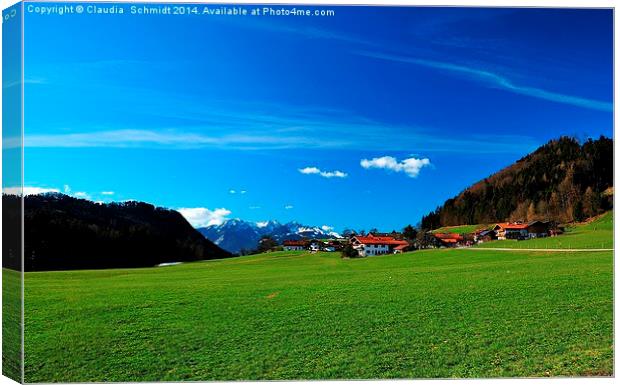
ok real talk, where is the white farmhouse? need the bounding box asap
[351,235,409,257]
[282,240,308,251]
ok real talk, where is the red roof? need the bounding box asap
[495,223,529,230]
[283,240,307,246]
[353,235,408,246]
[394,244,409,250]
[434,233,464,241]
[440,238,458,243]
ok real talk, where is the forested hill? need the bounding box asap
[421,136,613,230]
[6,193,233,271]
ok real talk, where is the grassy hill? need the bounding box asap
[22,245,612,381]
[476,211,613,249]
[431,224,491,234]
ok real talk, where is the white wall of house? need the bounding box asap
[498,229,528,240]
[283,245,305,251]
[358,244,390,257]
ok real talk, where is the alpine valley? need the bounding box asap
[198,219,341,254]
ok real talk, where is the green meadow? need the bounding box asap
[476,211,613,250]
[432,224,491,234]
[22,233,613,381]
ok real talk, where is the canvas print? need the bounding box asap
[2,2,614,382]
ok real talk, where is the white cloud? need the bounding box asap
[4,186,60,195]
[74,192,91,199]
[360,156,431,178]
[63,185,71,194]
[178,207,231,227]
[299,166,321,175]
[249,205,261,210]
[101,191,114,195]
[256,221,269,228]
[321,225,333,231]
[229,189,236,194]
[299,166,347,178]
[284,205,294,210]
[240,190,247,194]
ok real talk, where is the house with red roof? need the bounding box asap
[432,233,466,247]
[494,220,553,240]
[493,223,530,240]
[351,234,409,257]
[282,240,309,251]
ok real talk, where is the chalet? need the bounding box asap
[493,223,529,240]
[351,234,409,257]
[526,220,552,238]
[494,221,552,240]
[474,229,497,243]
[282,240,308,251]
[433,233,465,247]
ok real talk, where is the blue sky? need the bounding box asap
[18,4,613,231]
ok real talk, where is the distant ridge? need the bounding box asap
[7,193,233,271]
[421,136,613,230]
[199,219,341,254]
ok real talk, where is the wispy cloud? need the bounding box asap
[284,204,294,210]
[2,78,47,89]
[20,125,538,154]
[360,156,431,178]
[178,207,231,227]
[358,51,612,112]
[101,191,114,195]
[298,166,347,178]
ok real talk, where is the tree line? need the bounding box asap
[4,193,233,271]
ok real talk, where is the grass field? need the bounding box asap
[23,242,613,381]
[3,268,21,382]
[476,211,613,249]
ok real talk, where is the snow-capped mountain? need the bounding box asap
[198,219,341,254]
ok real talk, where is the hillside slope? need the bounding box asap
[15,193,233,271]
[422,136,612,229]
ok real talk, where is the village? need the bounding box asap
[278,220,563,257]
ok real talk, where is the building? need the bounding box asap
[526,220,552,238]
[433,233,465,247]
[494,221,552,240]
[474,229,497,243]
[393,244,411,254]
[282,240,308,251]
[351,235,409,257]
[493,223,529,240]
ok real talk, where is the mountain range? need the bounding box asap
[198,219,341,254]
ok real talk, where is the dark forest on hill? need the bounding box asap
[421,136,613,230]
[3,193,232,271]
